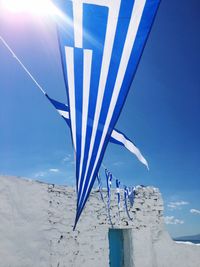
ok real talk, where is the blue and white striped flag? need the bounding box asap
[124,186,132,221]
[106,169,112,200]
[97,173,104,203]
[105,169,113,225]
[46,95,70,126]
[128,187,136,207]
[54,0,160,228]
[47,97,148,167]
[116,179,121,210]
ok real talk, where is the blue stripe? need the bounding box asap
[46,95,69,112]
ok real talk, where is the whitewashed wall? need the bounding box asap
[0,175,199,267]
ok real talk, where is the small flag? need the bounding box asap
[124,186,132,221]
[128,187,135,207]
[97,173,104,203]
[116,179,121,210]
[105,169,113,225]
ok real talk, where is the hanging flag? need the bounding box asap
[124,186,132,221]
[54,0,160,228]
[116,178,121,221]
[105,169,113,225]
[109,129,149,169]
[128,187,135,207]
[47,97,148,168]
[106,169,112,201]
[46,95,71,126]
[96,173,104,203]
[116,179,121,210]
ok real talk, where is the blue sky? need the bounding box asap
[0,0,200,238]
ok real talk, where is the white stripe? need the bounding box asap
[82,0,147,208]
[78,49,93,191]
[78,0,121,206]
[65,47,77,152]
[73,1,83,48]
[111,130,149,169]
[57,109,70,119]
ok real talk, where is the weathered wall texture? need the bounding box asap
[0,175,199,267]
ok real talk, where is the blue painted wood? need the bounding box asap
[109,229,124,267]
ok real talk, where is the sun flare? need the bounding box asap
[1,0,59,17]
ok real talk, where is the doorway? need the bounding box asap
[108,228,133,267]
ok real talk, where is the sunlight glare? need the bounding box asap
[1,0,60,17]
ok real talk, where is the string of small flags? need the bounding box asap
[96,164,137,222]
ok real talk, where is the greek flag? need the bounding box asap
[106,169,112,200]
[124,186,132,221]
[105,169,113,225]
[116,179,121,210]
[46,95,70,126]
[54,0,160,228]
[128,187,135,207]
[47,95,148,168]
[97,173,104,203]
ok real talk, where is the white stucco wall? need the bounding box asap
[0,175,199,267]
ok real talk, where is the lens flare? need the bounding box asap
[1,0,60,16]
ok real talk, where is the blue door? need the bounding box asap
[109,229,124,267]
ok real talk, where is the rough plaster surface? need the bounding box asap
[0,175,199,267]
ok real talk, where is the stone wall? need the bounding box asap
[0,175,199,267]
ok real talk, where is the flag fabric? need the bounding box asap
[116,179,121,210]
[109,129,149,169]
[54,0,160,228]
[124,186,132,221]
[105,169,113,225]
[47,97,148,168]
[106,169,112,200]
[45,94,70,126]
[128,187,136,207]
[96,173,104,203]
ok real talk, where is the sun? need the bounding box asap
[1,0,60,17]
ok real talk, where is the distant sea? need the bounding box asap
[174,239,200,244]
